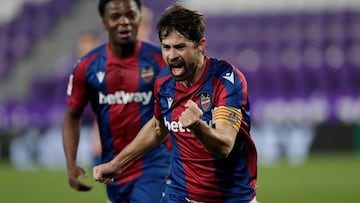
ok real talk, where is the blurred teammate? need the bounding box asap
[90,5,155,166]
[93,5,258,203]
[62,0,170,202]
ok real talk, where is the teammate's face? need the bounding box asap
[161,31,203,82]
[102,0,141,45]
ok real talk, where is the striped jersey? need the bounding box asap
[154,56,257,202]
[66,41,170,184]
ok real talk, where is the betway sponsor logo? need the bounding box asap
[99,91,152,105]
[163,114,214,133]
[164,117,191,133]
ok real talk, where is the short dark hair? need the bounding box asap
[98,0,142,18]
[156,4,205,44]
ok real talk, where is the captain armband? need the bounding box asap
[214,106,242,132]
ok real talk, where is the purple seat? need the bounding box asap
[301,12,325,47]
[47,0,75,18]
[277,13,304,47]
[0,55,11,78]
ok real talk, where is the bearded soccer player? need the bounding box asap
[62,0,170,202]
[93,4,258,203]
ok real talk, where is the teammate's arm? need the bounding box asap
[62,107,92,191]
[93,116,168,183]
[180,100,238,158]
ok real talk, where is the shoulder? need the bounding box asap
[155,68,172,88]
[74,44,106,71]
[140,41,162,55]
[208,57,247,86]
[209,57,236,73]
[139,41,166,69]
[82,43,106,62]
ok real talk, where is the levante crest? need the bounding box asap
[141,67,154,83]
[200,93,212,112]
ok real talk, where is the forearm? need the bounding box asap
[180,100,236,158]
[190,120,236,158]
[111,117,167,170]
[62,109,82,168]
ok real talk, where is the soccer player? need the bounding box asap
[90,4,155,167]
[62,0,170,202]
[93,4,259,203]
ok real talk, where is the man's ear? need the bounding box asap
[198,37,207,54]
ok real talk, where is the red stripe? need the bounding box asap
[67,54,98,110]
[105,44,144,184]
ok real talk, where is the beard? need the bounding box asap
[169,53,198,81]
[170,60,196,81]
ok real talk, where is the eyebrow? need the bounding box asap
[162,42,186,47]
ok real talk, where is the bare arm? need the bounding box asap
[179,100,237,158]
[91,121,102,158]
[62,108,92,191]
[93,116,168,183]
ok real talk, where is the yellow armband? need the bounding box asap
[214,106,242,132]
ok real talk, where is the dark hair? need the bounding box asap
[156,4,205,44]
[98,0,142,18]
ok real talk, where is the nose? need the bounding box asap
[118,16,130,25]
[168,48,180,61]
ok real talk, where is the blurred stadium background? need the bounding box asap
[0,0,359,202]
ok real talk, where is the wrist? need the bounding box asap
[188,119,201,131]
[110,160,118,169]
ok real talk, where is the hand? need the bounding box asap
[67,165,92,191]
[93,161,117,184]
[179,100,203,129]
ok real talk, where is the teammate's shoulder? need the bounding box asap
[140,41,162,54]
[76,43,106,64]
[73,43,106,69]
[83,43,106,59]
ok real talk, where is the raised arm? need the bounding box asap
[179,100,238,158]
[93,116,168,183]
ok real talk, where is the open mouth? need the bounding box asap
[117,30,132,38]
[171,67,184,76]
[170,64,185,76]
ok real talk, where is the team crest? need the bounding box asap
[200,93,212,112]
[141,67,154,83]
[229,112,238,125]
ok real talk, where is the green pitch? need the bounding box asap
[257,153,360,203]
[0,164,107,203]
[0,153,359,203]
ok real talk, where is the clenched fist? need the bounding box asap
[93,162,117,184]
[179,100,203,129]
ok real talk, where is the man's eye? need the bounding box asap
[110,14,119,20]
[127,13,136,19]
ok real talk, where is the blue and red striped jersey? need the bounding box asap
[66,41,169,184]
[154,57,257,202]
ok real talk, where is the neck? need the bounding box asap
[110,40,137,58]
